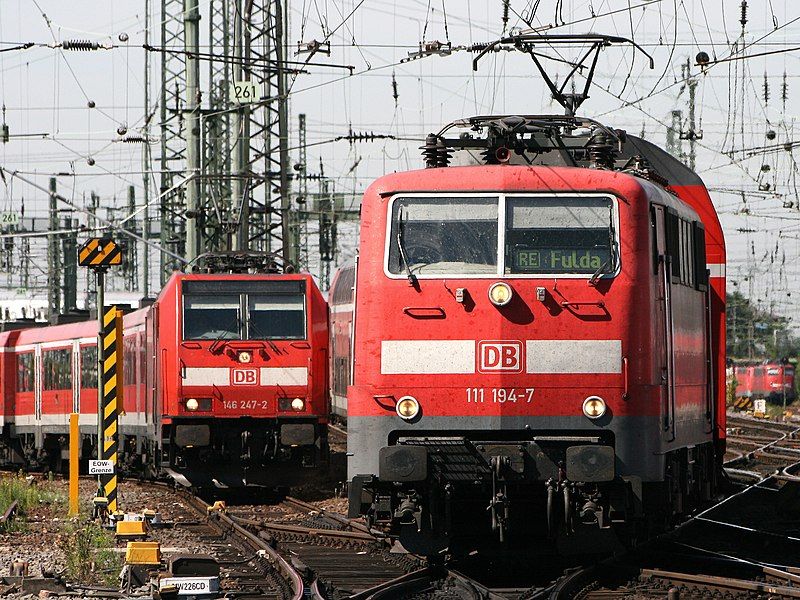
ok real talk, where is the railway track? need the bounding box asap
[140,482,303,600]
[29,415,796,600]
[155,482,421,599]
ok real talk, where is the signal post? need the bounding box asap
[78,237,124,514]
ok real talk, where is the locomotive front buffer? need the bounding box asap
[351,431,632,554]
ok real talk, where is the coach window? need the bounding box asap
[43,348,71,390]
[80,346,97,389]
[183,295,241,340]
[16,353,34,392]
[505,196,615,275]
[387,197,498,275]
[247,295,306,340]
[123,337,137,385]
[693,222,708,290]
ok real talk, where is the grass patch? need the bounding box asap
[0,473,66,530]
[64,521,122,586]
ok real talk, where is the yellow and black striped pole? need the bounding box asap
[99,306,122,513]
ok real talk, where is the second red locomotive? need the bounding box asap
[0,258,329,488]
[734,362,795,405]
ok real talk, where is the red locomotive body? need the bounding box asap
[733,365,753,399]
[335,116,726,554]
[0,271,329,487]
[735,362,795,405]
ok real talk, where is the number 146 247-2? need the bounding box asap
[222,400,268,410]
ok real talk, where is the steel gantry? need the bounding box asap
[159,0,188,282]
[154,0,295,273]
[241,0,294,264]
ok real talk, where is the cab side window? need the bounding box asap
[664,209,707,290]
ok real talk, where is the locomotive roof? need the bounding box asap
[364,164,701,221]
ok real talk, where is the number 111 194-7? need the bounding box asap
[466,388,534,403]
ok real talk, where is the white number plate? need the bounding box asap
[0,212,20,225]
[230,81,261,103]
[159,577,219,595]
[466,388,534,403]
[88,459,114,475]
[222,400,269,410]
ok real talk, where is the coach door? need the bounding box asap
[652,205,676,441]
[33,344,42,444]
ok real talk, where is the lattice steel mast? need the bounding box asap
[241,0,294,263]
[158,0,187,282]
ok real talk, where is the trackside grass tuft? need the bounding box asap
[64,521,123,586]
[0,473,66,530]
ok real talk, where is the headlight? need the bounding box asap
[582,396,606,419]
[238,351,252,364]
[185,398,199,412]
[291,397,305,411]
[488,282,513,307]
[396,396,420,420]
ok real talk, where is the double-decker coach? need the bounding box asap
[329,263,355,422]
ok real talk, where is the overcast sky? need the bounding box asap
[0,0,798,318]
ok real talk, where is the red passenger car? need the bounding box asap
[329,263,355,422]
[335,115,726,554]
[0,267,329,487]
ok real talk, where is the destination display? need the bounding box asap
[512,247,609,272]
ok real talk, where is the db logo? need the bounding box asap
[232,368,258,385]
[478,341,523,373]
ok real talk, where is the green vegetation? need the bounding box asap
[727,291,800,359]
[64,521,122,586]
[0,474,66,531]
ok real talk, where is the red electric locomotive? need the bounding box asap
[336,114,726,555]
[0,260,329,487]
[733,365,753,400]
[735,362,795,405]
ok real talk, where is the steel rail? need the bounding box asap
[175,488,305,600]
[280,496,374,535]
[231,515,378,544]
[641,568,800,597]
[0,500,18,524]
[344,567,442,600]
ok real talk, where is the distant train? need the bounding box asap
[332,114,727,555]
[734,362,795,405]
[0,260,329,487]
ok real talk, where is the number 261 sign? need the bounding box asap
[230,81,262,104]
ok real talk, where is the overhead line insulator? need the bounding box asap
[61,39,102,51]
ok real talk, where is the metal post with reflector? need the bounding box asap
[78,237,124,513]
[99,307,124,513]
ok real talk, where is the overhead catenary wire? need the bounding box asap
[0,166,188,264]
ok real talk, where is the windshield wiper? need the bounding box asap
[588,259,609,286]
[246,314,283,354]
[209,314,243,353]
[589,204,618,287]
[396,207,418,286]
